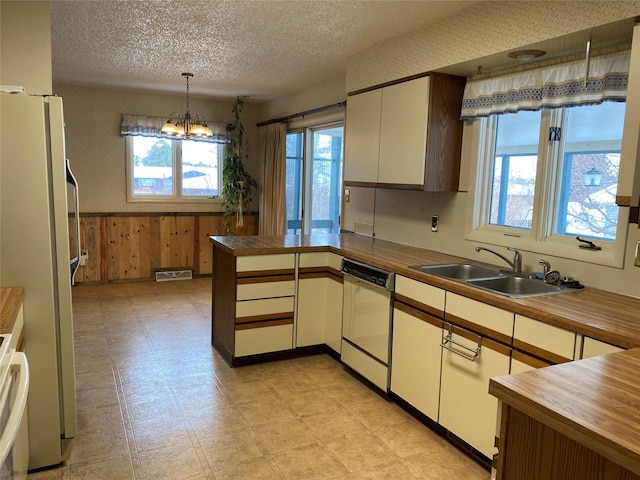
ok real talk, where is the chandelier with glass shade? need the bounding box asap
[161,73,213,138]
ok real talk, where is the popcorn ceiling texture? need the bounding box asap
[50,0,478,100]
[346,1,640,93]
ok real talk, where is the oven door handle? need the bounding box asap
[0,352,29,465]
[440,326,482,362]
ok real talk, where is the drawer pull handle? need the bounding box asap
[440,326,482,361]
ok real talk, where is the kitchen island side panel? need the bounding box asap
[212,245,236,364]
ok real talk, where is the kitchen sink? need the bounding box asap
[411,263,504,281]
[467,275,569,298]
[412,262,575,298]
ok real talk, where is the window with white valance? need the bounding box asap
[465,50,631,268]
[120,115,228,202]
[460,50,630,120]
[120,114,229,143]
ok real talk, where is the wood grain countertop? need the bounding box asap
[210,233,640,349]
[489,348,640,475]
[0,287,24,334]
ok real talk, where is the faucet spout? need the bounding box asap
[475,246,523,273]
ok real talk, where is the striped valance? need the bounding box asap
[120,114,229,144]
[460,50,630,120]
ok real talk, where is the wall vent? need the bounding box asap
[155,270,193,282]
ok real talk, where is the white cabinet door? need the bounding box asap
[325,277,343,353]
[297,277,329,347]
[513,314,576,362]
[344,89,381,184]
[581,337,624,358]
[439,325,511,459]
[378,77,429,186]
[391,307,442,420]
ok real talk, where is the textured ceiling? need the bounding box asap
[50,0,481,101]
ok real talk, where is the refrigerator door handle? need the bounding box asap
[66,158,81,285]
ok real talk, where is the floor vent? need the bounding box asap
[155,270,193,282]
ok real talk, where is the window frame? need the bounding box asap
[466,105,629,268]
[125,135,224,204]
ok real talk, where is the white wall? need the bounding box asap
[54,84,261,213]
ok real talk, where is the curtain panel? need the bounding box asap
[258,123,287,236]
[460,50,630,120]
[120,114,228,143]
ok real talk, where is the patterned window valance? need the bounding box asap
[120,114,229,144]
[460,50,630,120]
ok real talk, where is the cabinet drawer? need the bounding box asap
[299,252,342,271]
[235,324,293,357]
[581,336,624,359]
[513,314,576,363]
[236,297,294,319]
[236,280,295,301]
[395,275,445,317]
[444,292,514,344]
[237,254,295,272]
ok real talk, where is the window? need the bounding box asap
[286,123,344,234]
[472,101,627,266]
[126,136,223,202]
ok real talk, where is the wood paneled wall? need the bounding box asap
[71,213,257,283]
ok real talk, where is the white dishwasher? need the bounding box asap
[341,259,394,392]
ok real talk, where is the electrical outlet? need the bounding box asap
[344,189,350,203]
[431,215,439,232]
[80,250,89,266]
[635,241,640,267]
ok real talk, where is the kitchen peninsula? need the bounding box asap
[210,232,640,476]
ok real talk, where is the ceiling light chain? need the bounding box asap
[161,72,213,138]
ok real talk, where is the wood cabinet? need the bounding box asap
[296,252,343,352]
[344,73,465,191]
[211,249,296,366]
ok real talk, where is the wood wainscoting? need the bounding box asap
[70,213,258,283]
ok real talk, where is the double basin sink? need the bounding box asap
[411,263,571,298]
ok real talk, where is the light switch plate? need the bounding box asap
[431,215,439,232]
[635,241,640,267]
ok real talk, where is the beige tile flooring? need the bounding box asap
[27,278,490,480]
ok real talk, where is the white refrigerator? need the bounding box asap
[0,93,78,470]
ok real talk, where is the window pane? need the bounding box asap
[309,126,343,234]
[182,140,220,197]
[556,102,625,240]
[132,137,173,195]
[490,111,541,229]
[286,132,304,234]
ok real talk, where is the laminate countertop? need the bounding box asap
[0,287,24,334]
[489,348,640,475]
[210,232,640,349]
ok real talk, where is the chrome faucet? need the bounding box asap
[539,259,551,278]
[475,246,523,273]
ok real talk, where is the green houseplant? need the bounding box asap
[221,97,257,232]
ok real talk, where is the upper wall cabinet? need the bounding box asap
[344,73,466,191]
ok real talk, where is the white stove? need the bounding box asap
[0,333,29,479]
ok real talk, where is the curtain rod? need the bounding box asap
[256,100,346,127]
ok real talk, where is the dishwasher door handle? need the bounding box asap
[440,326,482,362]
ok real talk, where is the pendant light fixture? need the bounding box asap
[161,73,213,138]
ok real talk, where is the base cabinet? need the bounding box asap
[439,323,511,459]
[391,305,442,420]
[296,252,343,352]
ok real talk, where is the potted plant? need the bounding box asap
[221,97,257,233]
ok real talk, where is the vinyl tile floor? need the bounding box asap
[27,278,490,480]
